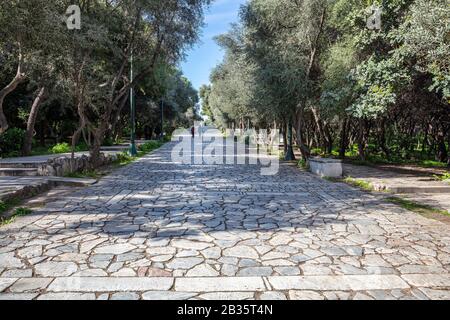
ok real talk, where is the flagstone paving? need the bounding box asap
[1,139,450,300]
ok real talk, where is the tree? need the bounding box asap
[0,0,66,134]
[68,0,210,165]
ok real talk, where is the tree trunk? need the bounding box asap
[311,106,326,151]
[447,132,450,167]
[294,106,311,160]
[324,124,333,154]
[23,87,46,156]
[0,53,26,134]
[357,118,366,161]
[282,121,288,154]
[436,131,448,163]
[378,118,390,159]
[90,135,102,169]
[339,117,348,159]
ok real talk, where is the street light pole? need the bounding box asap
[129,50,137,156]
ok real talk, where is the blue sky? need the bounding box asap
[180,0,247,91]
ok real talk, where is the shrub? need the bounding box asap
[0,128,25,157]
[116,151,135,164]
[75,142,89,152]
[103,137,114,146]
[0,200,6,213]
[138,141,163,153]
[434,172,450,182]
[50,142,71,154]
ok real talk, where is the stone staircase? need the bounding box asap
[0,160,45,177]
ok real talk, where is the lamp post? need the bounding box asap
[129,50,137,156]
[284,119,296,161]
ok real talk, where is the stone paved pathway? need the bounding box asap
[1,138,450,300]
[343,164,450,212]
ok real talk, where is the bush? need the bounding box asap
[0,128,25,157]
[0,200,6,213]
[75,142,89,152]
[103,137,114,146]
[50,142,71,154]
[138,141,163,153]
[117,151,134,163]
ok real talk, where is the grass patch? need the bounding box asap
[0,198,33,226]
[433,172,450,182]
[138,140,164,154]
[0,201,7,213]
[323,176,341,183]
[323,176,374,191]
[343,177,374,191]
[386,197,450,218]
[0,198,21,214]
[297,159,308,169]
[0,207,33,226]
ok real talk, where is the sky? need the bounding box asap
[180,0,248,91]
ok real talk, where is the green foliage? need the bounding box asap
[0,207,33,226]
[205,0,449,166]
[298,159,308,169]
[387,197,450,217]
[401,0,450,101]
[350,57,409,118]
[434,172,450,182]
[138,141,164,153]
[49,142,71,154]
[0,201,6,213]
[14,207,32,216]
[116,152,137,166]
[0,128,25,157]
[343,177,374,191]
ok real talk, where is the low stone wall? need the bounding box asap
[309,157,343,178]
[37,152,118,176]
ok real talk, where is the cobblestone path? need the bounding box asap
[1,140,450,300]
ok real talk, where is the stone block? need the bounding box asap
[309,157,343,178]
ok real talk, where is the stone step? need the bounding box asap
[0,176,97,202]
[375,184,450,194]
[0,161,46,169]
[44,274,414,293]
[0,168,39,177]
[46,176,97,187]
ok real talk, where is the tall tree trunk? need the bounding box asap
[378,118,390,159]
[294,106,311,160]
[90,132,103,169]
[339,117,348,159]
[282,120,288,154]
[311,106,326,151]
[436,131,448,163]
[357,118,367,161]
[23,87,46,156]
[293,7,326,160]
[447,132,450,167]
[324,124,333,154]
[0,51,26,134]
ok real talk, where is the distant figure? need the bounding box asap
[191,126,195,138]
